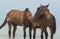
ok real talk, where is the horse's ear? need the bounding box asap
[46,4,49,7]
[40,4,43,7]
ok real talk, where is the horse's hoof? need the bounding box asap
[9,37,11,39]
[13,37,15,39]
[9,36,11,38]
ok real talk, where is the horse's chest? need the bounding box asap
[33,22,41,28]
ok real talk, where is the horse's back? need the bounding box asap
[6,10,25,25]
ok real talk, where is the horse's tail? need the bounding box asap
[53,16,56,33]
[0,18,7,29]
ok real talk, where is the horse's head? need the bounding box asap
[24,8,33,22]
[37,4,49,18]
[38,4,49,13]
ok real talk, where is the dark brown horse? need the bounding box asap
[33,4,56,39]
[0,8,33,39]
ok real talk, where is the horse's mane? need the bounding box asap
[36,7,40,13]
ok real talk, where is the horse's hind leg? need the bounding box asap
[51,33,53,39]
[13,23,17,38]
[8,22,12,38]
[50,27,54,39]
[23,27,26,39]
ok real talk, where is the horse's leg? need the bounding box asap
[8,22,12,38]
[44,29,48,39]
[50,27,54,39]
[23,27,26,39]
[41,31,43,39]
[41,27,44,39]
[29,26,32,39]
[51,33,53,39]
[13,23,17,38]
[33,27,36,39]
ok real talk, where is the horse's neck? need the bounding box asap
[34,12,39,19]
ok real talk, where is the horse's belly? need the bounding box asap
[7,17,23,26]
[13,18,23,26]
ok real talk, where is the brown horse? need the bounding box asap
[0,8,33,39]
[33,4,56,39]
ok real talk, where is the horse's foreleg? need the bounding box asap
[23,27,26,39]
[44,29,48,39]
[41,27,44,39]
[29,27,32,39]
[41,31,43,39]
[13,24,17,38]
[33,27,36,39]
[8,22,12,38]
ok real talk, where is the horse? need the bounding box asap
[32,4,56,39]
[0,8,33,39]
